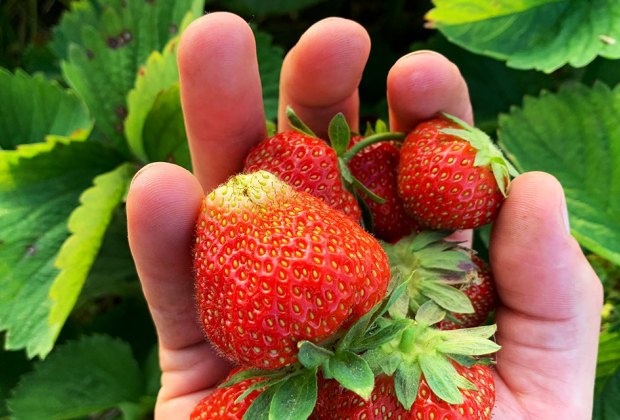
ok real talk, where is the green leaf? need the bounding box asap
[418,353,468,405]
[351,319,410,352]
[125,35,182,162]
[255,30,284,121]
[0,136,123,357]
[286,106,317,138]
[394,361,422,410]
[0,347,31,417]
[297,341,334,369]
[596,331,620,394]
[594,367,620,419]
[242,386,275,420]
[58,0,205,155]
[427,0,620,73]
[7,335,143,419]
[329,351,374,400]
[142,83,191,168]
[49,162,135,346]
[499,82,620,265]
[328,113,351,156]
[270,369,317,420]
[0,69,91,149]
[415,300,447,326]
[420,281,475,314]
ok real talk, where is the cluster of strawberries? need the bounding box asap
[190,108,517,419]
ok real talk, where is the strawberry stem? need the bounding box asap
[340,132,406,162]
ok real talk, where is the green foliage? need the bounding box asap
[0,69,92,149]
[0,0,619,418]
[499,83,620,266]
[428,0,620,72]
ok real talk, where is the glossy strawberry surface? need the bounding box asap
[348,136,418,242]
[398,118,505,229]
[244,131,361,222]
[193,171,390,370]
[190,370,263,420]
[438,255,497,330]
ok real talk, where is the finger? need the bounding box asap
[178,12,266,192]
[278,17,371,136]
[387,50,474,246]
[127,163,232,416]
[387,50,473,132]
[490,172,603,418]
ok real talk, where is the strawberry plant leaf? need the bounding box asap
[270,369,317,420]
[427,0,620,73]
[328,113,351,156]
[286,106,317,137]
[58,0,205,156]
[420,281,474,314]
[329,350,374,400]
[255,30,284,121]
[125,35,182,162]
[49,162,135,348]
[0,136,124,357]
[394,361,422,410]
[242,385,276,420]
[7,335,146,419]
[297,341,334,369]
[596,331,620,394]
[418,353,468,405]
[0,69,92,149]
[499,82,620,266]
[141,83,191,168]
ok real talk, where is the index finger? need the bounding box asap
[178,12,266,192]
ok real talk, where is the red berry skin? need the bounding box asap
[312,364,495,420]
[348,136,419,242]
[190,370,263,419]
[194,172,390,370]
[244,131,361,221]
[398,118,505,230]
[438,255,497,330]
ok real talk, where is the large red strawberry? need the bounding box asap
[437,254,497,330]
[312,363,495,419]
[190,369,264,419]
[244,131,362,221]
[193,170,390,370]
[398,113,518,230]
[348,134,418,242]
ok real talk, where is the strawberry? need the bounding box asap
[348,134,419,242]
[190,369,264,420]
[398,113,518,230]
[244,131,362,221]
[193,171,390,370]
[313,363,495,420]
[437,255,497,330]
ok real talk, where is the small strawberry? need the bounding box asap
[244,131,362,221]
[398,113,518,230]
[193,171,390,370]
[437,255,497,330]
[312,364,495,420]
[190,369,264,420]
[348,131,419,243]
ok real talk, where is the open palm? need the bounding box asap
[126,13,603,419]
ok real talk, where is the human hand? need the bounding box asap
[126,12,603,419]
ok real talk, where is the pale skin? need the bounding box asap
[126,13,604,419]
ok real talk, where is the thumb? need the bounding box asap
[489,171,603,418]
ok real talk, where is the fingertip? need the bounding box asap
[387,50,472,132]
[278,17,371,134]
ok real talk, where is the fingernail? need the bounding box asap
[403,50,442,59]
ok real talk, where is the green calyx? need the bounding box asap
[364,302,500,408]
[228,281,411,420]
[286,106,405,210]
[381,231,476,317]
[440,112,519,197]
